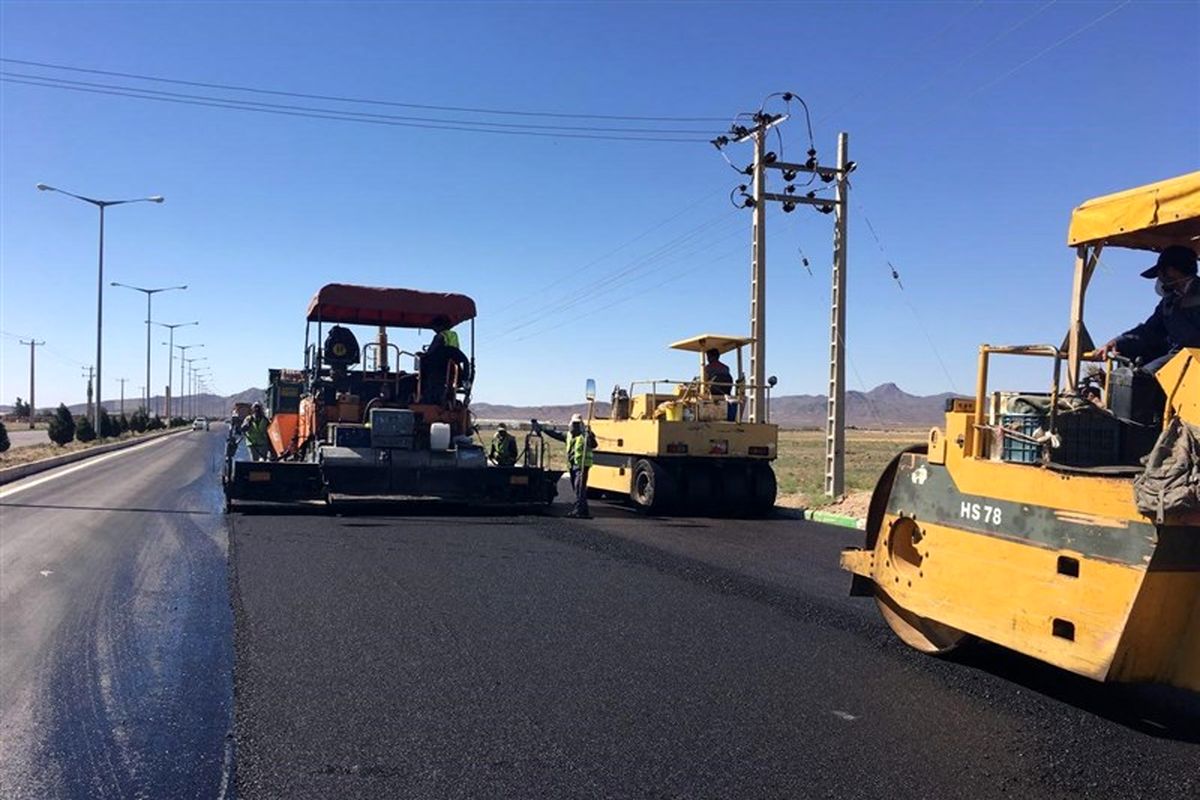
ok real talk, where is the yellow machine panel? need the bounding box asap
[840,171,1200,693]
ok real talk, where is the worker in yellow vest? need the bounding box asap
[240,402,273,461]
[538,413,596,518]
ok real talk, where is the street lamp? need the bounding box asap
[155,321,198,417]
[111,282,186,416]
[37,183,164,429]
[184,356,207,417]
[173,343,204,416]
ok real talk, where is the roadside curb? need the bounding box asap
[0,428,191,486]
[803,509,867,530]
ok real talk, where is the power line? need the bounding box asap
[0,70,719,136]
[1,74,717,143]
[961,0,1133,102]
[0,57,730,123]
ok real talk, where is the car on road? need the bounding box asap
[192,418,209,431]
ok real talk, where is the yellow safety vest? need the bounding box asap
[440,330,460,349]
[566,431,594,468]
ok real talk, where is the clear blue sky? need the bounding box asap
[2,0,1197,409]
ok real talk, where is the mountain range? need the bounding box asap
[7,383,952,429]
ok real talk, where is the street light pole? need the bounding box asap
[37,183,164,429]
[155,321,198,417]
[183,356,206,418]
[111,282,186,416]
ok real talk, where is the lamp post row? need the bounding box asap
[36,183,215,424]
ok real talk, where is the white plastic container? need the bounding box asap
[430,422,451,451]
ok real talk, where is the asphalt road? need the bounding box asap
[2,434,1197,799]
[231,500,1199,798]
[0,428,233,799]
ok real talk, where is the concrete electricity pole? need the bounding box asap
[18,339,45,428]
[713,94,855,497]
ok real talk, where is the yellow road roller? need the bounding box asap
[587,334,779,516]
[841,171,1200,691]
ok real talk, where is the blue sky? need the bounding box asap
[1,0,1197,409]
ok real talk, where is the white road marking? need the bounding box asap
[39,570,53,577]
[831,710,858,721]
[0,434,182,500]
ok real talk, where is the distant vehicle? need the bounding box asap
[192,418,209,431]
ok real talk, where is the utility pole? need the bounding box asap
[19,339,45,429]
[826,133,850,499]
[117,378,129,417]
[713,93,855,497]
[83,366,95,421]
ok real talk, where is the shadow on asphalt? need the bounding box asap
[950,641,1200,743]
[0,501,216,516]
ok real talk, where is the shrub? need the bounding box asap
[0,420,9,453]
[98,408,121,439]
[146,416,165,431]
[128,409,149,433]
[116,414,130,434]
[170,416,188,428]
[75,416,97,443]
[47,404,76,445]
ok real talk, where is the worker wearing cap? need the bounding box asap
[241,402,273,461]
[488,422,519,467]
[537,413,597,518]
[1099,245,1200,372]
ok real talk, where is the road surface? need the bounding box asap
[0,429,233,799]
[1,431,1196,799]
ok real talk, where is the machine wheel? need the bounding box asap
[716,463,751,516]
[683,465,714,511]
[875,590,971,654]
[864,445,970,655]
[631,459,673,513]
[747,463,777,517]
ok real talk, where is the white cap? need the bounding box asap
[570,413,583,424]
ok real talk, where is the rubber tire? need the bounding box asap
[748,463,777,517]
[631,458,674,513]
[684,465,714,512]
[716,463,751,517]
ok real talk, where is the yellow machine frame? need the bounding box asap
[588,334,779,515]
[841,172,1200,691]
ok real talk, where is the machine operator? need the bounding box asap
[1098,245,1200,372]
[488,422,519,467]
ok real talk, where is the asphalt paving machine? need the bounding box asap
[840,172,1200,691]
[223,283,561,510]
[587,334,778,516]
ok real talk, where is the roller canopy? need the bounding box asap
[670,334,753,354]
[1068,171,1200,252]
[305,283,477,328]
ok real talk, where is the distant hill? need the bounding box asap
[474,382,953,429]
[44,382,951,429]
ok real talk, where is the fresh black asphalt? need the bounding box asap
[2,432,1197,799]
[230,500,1199,799]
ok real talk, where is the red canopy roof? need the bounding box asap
[305,284,477,328]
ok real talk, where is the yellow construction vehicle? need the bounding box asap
[586,334,778,515]
[840,172,1200,692]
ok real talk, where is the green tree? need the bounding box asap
[98,408,120,439]
[47,404,76,445]
[13,397,30,419]
[75,416,97,443]
[146,416,166,431]
[116,414,130,434]
[128,408,149,433]
[0,420,10,453]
